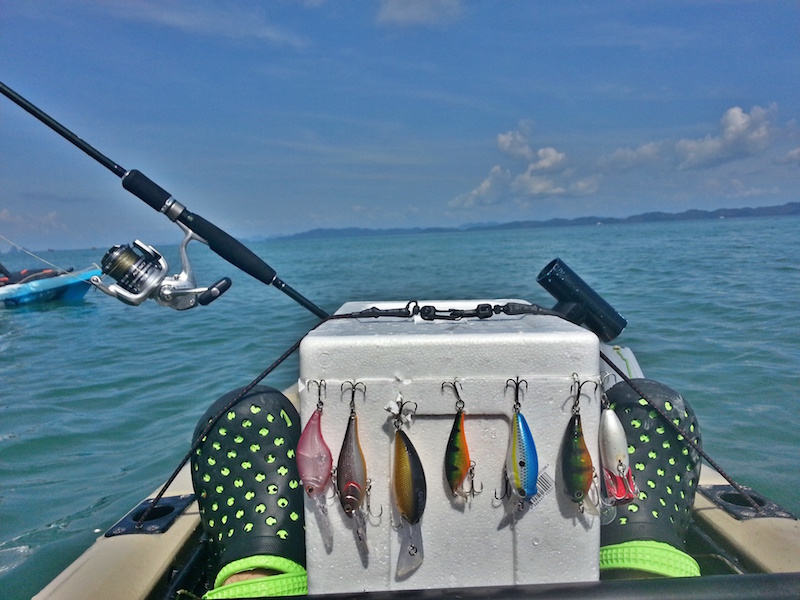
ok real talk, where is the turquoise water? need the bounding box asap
[1,216,798,597]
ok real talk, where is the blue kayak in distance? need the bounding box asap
[0,265,101,307]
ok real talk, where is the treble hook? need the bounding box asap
[569,375,599,414]
[341,380,366,413]
[493,474,511,504]
[464,460,483,498]
[506,376,528,412]
[442,379,465,412]
[308,379,326,411]
[390,392,419,430]
[599,373,616,409]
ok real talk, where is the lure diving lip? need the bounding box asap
[599,406,637,504]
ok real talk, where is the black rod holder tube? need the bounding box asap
[537,258,627,342]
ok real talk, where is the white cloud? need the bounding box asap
[571,176,601,195]
[527,147,566,172]
[376,0,462,26]
[452,122,574,207]
[675,105,775,170]
[512,170,566,197]
[497,129,535,161]
[776,147,800,165]
[602,141,664,170]
[601,105,777,173]
[448,165,510,208]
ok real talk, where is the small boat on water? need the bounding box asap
[0,263,102,307]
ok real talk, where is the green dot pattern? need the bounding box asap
[602,380,702,550]
[190,387,305,568]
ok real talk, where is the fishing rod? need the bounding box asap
[0,80,329,318]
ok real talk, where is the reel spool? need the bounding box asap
[91,224,231,310]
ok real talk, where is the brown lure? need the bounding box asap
[392,428,427,525]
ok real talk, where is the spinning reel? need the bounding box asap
[91,223,231,310]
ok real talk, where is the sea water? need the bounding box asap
[1,215,798,597]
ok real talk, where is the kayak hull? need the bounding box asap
[0,267,101,306]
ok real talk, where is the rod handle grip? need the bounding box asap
[178,211,277,286]
[121,170,172,213]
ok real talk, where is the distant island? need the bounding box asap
[281,201,800,240]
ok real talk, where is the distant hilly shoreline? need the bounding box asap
[281,201,800,240]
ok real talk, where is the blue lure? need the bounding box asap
[505,378,538,500]
[506,411,538,499]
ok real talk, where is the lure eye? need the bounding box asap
[305,485,315,495]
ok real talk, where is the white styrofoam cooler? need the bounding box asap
[298,300,601,594]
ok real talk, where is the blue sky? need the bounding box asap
[1,1,798,251]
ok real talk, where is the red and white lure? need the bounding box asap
[297,379,334,549]
[599,393,637,505]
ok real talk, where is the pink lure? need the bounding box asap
[297,408,333,499]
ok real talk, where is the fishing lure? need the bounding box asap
[297,380,334,548]
[298,380,333,501]
[599,396,637,505]
[442,381,480,499]
[336,381,368,542]
[388,395,426,578]
[504,377,538,501]
[560,379,599,515]
[393,428,427,525]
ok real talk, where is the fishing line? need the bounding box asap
[600,350,762,512]
[137,331,310,527]
[0,233,97,285]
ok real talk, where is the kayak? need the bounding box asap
[0,265,102,307]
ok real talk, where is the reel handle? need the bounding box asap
[198,277,232,305]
